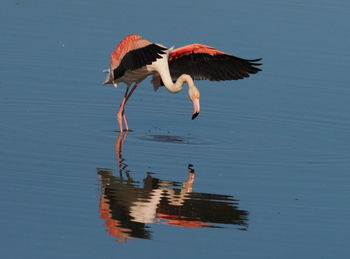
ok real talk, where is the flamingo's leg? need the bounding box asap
[122,83,140,131]
[122,115,129,132]
[117,84,131,132]
[125,83,139,102]
[117,83,139,132]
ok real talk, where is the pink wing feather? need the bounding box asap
[110,34,153,70]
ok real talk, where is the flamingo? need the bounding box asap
[103,34,262,132]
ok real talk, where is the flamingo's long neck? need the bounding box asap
[161,72,201,119]
[152,49,199,95]
[163,74,196,94]
[150,50,201,118]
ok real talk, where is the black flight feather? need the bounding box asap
[167,53,262,83]
[113,44,167,80]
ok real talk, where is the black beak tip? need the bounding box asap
[192,113,199,120]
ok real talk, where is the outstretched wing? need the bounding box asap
[113,43,168,79]
[106,35,168,82]
[168,44,262,82]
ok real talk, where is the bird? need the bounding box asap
[103,34,262,132]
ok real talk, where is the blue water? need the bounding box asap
[1,0,349,258]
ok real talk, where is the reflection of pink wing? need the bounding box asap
[99,195,129,242]
[157,213,212,228]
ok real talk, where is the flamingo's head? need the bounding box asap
[188,86,201,120]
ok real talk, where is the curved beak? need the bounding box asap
[192,98,200,120]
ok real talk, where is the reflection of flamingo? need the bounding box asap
[103,34,262,132]
[97,132,249,241]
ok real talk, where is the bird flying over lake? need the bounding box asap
[103,34,262,132]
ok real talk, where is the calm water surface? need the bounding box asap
[1,0,349,258]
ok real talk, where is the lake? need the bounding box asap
[0,0,349,258]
